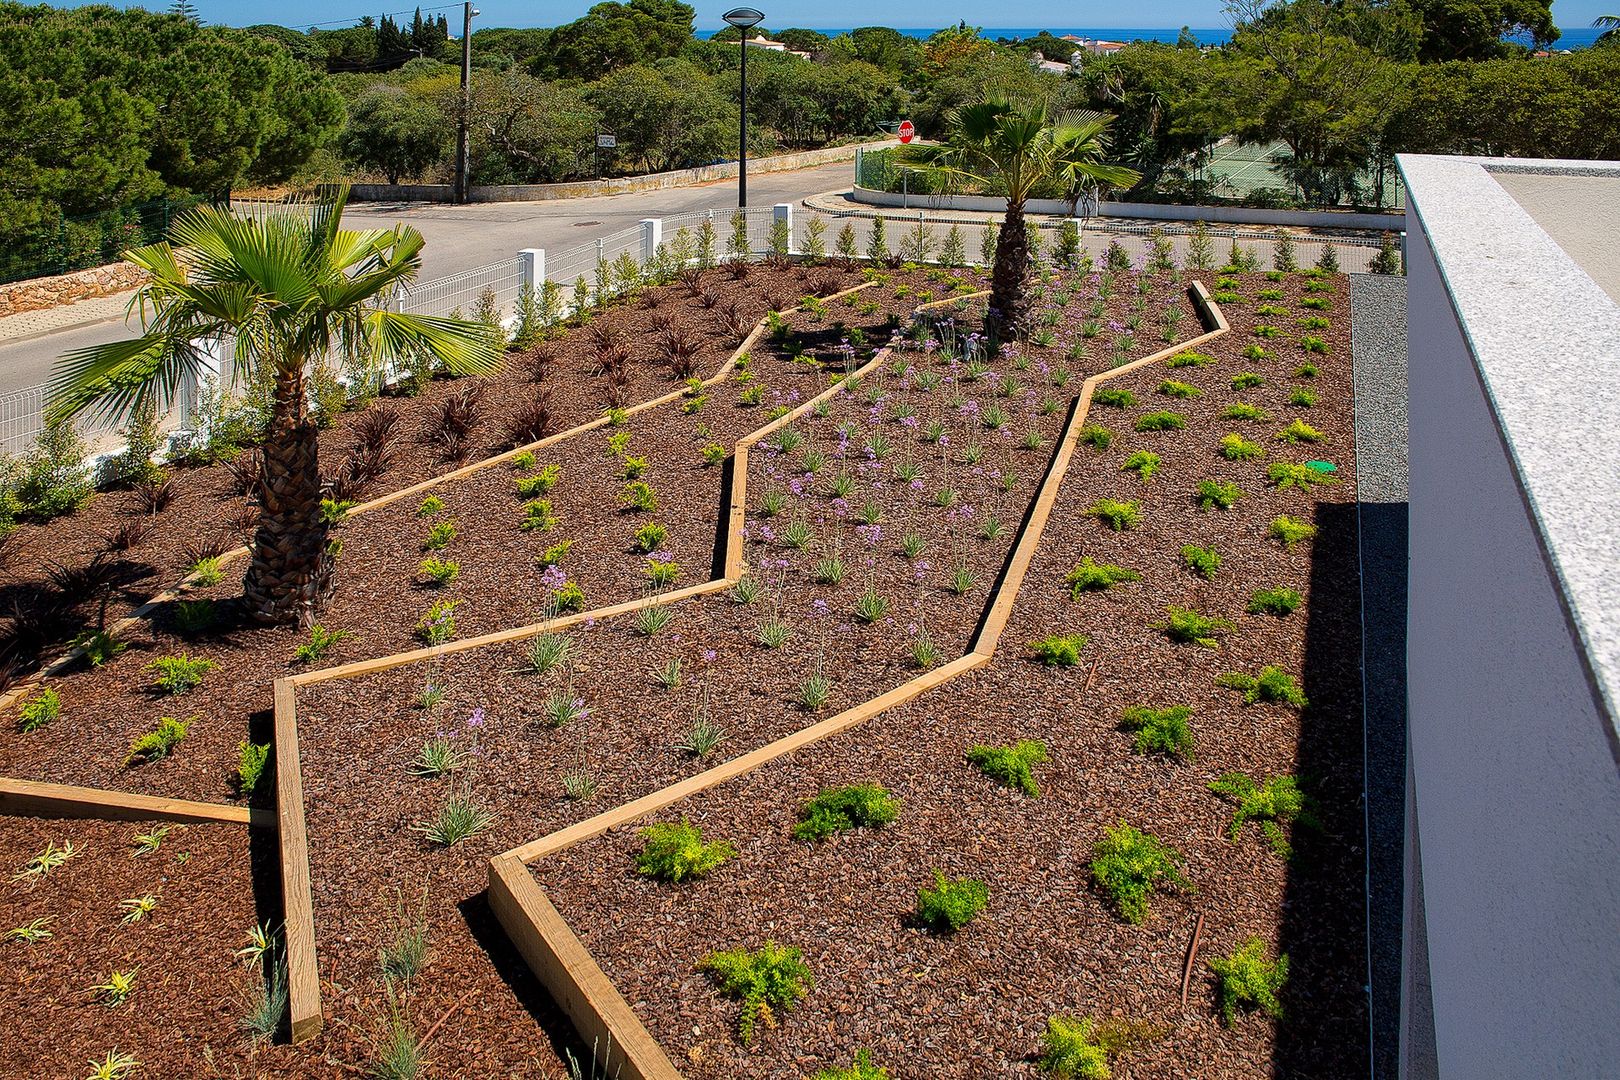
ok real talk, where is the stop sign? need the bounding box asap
[898,120,915,144]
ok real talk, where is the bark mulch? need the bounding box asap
[530,270,1367,1079]
[0,815,270,1078]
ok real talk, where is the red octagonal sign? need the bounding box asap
[898,119,915,144]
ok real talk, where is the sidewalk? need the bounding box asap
[0,290,135,344]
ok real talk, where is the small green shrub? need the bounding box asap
[636,819,734,883]
[417,496,445,517]
[421,520,456,551]
[510,450,536,472]
[172,599,216,636]
[1220,433,1263,461]
[1078,424,1112,449]
[1090,821,1190,924]
[1269,515,1317,548]
[537,540,573,568]
[418,556,459,587]
[1092,388,1135,408]
[1252,324,1280,338]
[1241,344,1269,361]
[1247,587,1303,616]
[915,870,988,932]
[1120,705,1194,760]
[1294,361,1319,378]
[147,654,216,695]
[1065,558,1140,597]
[1157,380,1201,399]
[237,740,270,794]
[1088,499,1141,531]
[17,688,60,733]
[1300,335,1329,354]
[519,498,558,532]
[699,940,812,1045]
[1134,411,1186,432]
[1165,350,1215,368]
[1208,937,1288,1026]
[1298,316,1330,330]
[1180,544,1221,579]
[1029,633,1088,666]
[792,784,900,843]
[514,464,561,498]
[1268,462,1337,492]
[1221,403,1268,422]
[1301,295,1330,310]
[73,629,127,667]
[293,624,349,663]
[1196,479,1242,510]
[1209,773,1312,855]
[1275,419,1323,445]
[966,740,1049,797]
[1216,665,1308,708]
[620,480,657,513]
[189,556,225,587]
[415,599,459,645]
[126,716,191,765]
[1230,372,1264,390]
[1155,606,1233,648]
[813,1050,890,1080]
[1121,450,1160,481]
[1039,1015,1126,1079]
[1289,387,1318,407]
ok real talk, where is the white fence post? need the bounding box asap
[518,248,545,292]
[639,218,662,263]
[773,203,794,255]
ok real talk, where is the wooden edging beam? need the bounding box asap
[273,677,322,1043]
[0,776,272,827]
[483,280,1229,1076]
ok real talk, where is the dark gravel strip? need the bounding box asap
[1349,272,1421,1080]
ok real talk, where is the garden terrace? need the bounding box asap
[0,255,1368,1079]
[0,815,267,1077]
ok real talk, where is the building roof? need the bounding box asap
[1400,153,1620,725]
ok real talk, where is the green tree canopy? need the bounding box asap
[340,86,446,183]
[536,0,695,79]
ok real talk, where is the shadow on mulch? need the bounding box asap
[457,891,582,1063]
[1276,499,1369,1079]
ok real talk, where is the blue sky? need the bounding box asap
[52,0,1611,35]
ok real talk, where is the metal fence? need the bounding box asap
[394,257,524,320]
[799,207,1389,274]
[0,193,225,287]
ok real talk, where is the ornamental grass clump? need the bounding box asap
[1247,587,1303,616]
[967,740,1049,797]
[1155,606,1233,648]
[699,940,811,1045]
[915,871,988,933]
[1196,479,1243,510]
[412,786,495,848]
[1029,633,1087,666]
[1209,773,1313,856]
[1119,705,1194,760]
[636,819,734,883]
[1216,665,1308,708]
[1088,499,1141,531]
[792,784,901,843]
[1065,558,1140,597]
[148,653,217,695]
[1208,937,1289,1026]
[1134,411,1186,432]
[1090,821,1190,924]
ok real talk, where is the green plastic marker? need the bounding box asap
[1304,460,1337,473]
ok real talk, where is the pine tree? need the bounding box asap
[1369,232,1402,275]
[1315,243,1340,273]
[1148,228,1176,273]
[865,215,889,264]
[1273,231,1299,273]
[169,0,200,22]
[940,224,965,267]
[979,219,999,268]
[834,222,859,265]
[1188,222,1214,270]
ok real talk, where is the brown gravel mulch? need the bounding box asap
[529,271,1367,1079]
[0,816,269,1078]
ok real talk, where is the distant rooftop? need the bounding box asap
[1400,154,1620,726]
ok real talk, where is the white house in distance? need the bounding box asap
[733,34,812,59]
[1061,34,1126,55]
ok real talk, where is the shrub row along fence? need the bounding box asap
[0,201,1387,461]
[0,193,225,287]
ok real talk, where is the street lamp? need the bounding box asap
[454,4,480,204]
[722,7,764,208]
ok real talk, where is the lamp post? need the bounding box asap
[722,7,764,208]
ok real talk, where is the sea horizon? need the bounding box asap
[694,24,1607,49]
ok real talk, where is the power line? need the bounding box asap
[295,3,462,32]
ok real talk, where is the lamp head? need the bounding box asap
[722,6,765,29]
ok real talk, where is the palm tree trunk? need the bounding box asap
[988,202,1031,343]
[243,363,333,625]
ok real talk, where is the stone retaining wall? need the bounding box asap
[0,263,146,317]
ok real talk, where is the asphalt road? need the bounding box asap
[0,159,856,396]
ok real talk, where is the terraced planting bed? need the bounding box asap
[0,255,1365,1079]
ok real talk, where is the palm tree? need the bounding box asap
[1596,15,1619,42]
[894,99,1139,340]
[48,189,500,624]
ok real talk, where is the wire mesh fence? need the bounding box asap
[0,193,225,286]
[394,257,525,320]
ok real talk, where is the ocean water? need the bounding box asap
[697,25,1607,50]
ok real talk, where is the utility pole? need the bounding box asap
[455,2,475,203]
[737,37,748,207]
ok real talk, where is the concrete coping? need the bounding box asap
[1397,153,1620,732]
